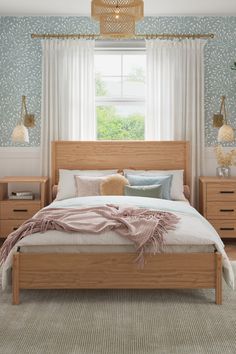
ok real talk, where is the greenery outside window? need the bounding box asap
[95,50,146,140]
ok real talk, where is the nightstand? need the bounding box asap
[199,176,236,239]
[0,176,48,239]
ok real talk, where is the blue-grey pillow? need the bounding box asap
[124,184,163,199]
[126,174,173,200]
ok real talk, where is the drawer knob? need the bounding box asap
[220,227,235,231]
[220,191,235,194]
[13,209,28,212]
[220,209,234,212]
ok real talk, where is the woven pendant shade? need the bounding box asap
[100,14,135,37]
[91,0,144,37]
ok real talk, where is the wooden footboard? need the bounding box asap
[12,252,222,305]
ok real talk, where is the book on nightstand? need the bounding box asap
[11,191,33,196]
[9,192,34,200]
[9,195,34,200]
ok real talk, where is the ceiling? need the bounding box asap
[0,0,236,16]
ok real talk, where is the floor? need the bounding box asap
[1,282,235,354]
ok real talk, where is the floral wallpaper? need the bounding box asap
[0,16,236,147]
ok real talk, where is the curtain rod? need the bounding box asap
[31,33,214,40]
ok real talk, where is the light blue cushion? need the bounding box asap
[126,174,173,200]
[124,184,163,199]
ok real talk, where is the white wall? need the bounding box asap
[0,147,40,177]
[0,147,40,193]
[204,147,236,176]
[1,146,236,182]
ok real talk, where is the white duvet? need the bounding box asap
[1,196,235,290]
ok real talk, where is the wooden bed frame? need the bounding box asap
[12,141,222,305]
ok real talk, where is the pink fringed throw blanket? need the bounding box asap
[0,205,179,264]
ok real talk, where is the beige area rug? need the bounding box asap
[0,279,236,354]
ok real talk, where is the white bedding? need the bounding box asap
[1,196,234,290]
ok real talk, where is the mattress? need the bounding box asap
[1,195,234,290]
[19,243,215,254]
[14,197,213,255]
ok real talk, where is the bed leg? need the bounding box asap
[215,252,222,305]
[12,253,20,305]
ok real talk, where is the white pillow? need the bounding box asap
[56,169,117,201]
[124,169,186,201]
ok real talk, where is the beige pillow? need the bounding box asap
[75,175,107,197]
[100,175,129,196]
[56,169,117,200]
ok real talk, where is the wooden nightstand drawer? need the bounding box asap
[0,201,40,220]
[207,202,236,219]
[200,177,236,239]
[209,220,236,238]
[207,183,236,202]
[0,176,48,239]
[0,219,26,238]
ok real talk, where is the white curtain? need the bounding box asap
[146,39,206,206]
[40,39,95,176]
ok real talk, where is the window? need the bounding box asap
[95,50,146,140]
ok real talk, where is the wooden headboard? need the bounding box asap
[51,141,191,188]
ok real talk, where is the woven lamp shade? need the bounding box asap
[218,124,235,142]
[91,0,144,37]
[11,124,29,143]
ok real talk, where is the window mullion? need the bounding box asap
[96,98,145,104]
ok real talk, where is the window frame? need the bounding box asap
[94,45,146,140]
[95,48,146,106]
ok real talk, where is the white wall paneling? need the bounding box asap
[0,147,40,177]
[205,147,236,176]
[1,146,235,194]
[0,147,40,194]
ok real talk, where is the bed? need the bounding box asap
[1,141,234,304]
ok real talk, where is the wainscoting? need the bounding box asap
[0,147,40,177]
[1,146,235,180]
[0,147,40,193]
